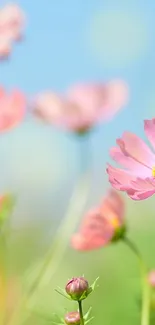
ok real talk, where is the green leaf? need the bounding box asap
[55,287,71,300]
[78,277,99,301]
[90,277,99,291]
[81,277,99,300]
[53,314,64,322]
[84,307,92,320]
[53,314,65,323]
[85,317,94,324]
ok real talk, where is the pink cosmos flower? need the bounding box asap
[33,80,129,133]
[71,189,125,251]
[148,270,155,288]
[107,119,155,200]
[0,3,25,59]
[0,87,26,132]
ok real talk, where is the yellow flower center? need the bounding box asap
[110,216,120,229]
[152,167,155,178]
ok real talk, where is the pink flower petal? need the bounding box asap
[71,189,126,252]
[107,119,155,200]
[67,83,105,117]
[0,3,25,58]
[71,211,114,251]
[110,147,150,176]
[67,83,109,128]
[71,231,112,251]
[107,164,135,190]
[0,89,26,132]
[35,80,129,132]
[67,80,129,124]
[0,4,25,33]
[144,119,155,152]
[0,35,12,58]
[126,188,155,200]
[130,176,155,191]
[117,132,155,168]
[100,79,129,121]
[34,90,96,131]
[34,92,66,123]
[100,189,125,225]
[108,163,155,199]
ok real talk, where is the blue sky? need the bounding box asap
[1,0,155,127]
[0,0,155,223]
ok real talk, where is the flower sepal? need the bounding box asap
[83,307,94,324]
[52,308,94,325]
[81,277,99,300]
[111,225,127,242]
[55,286,72,300]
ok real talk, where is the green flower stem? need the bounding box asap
[78,301,85,325]
[123,237,150,325]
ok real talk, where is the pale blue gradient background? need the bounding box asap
[0,0,155,223]
[1,2,155,325]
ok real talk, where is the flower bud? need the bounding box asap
[65,277,89,301]
[64,311,80,325]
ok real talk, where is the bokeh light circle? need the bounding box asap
[87,9,150,67]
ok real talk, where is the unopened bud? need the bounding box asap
[64,311,80,325]
[65,277,89,301]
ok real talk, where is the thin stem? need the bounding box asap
[122,236,145,267]
[78,301,84,325]
[78,132,92,175]
[122,236,150,325]
[141,278,150,325]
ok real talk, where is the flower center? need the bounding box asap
[152,167,155,178]
[110,216,120,229]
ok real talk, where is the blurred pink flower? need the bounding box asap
[71,189,125,251]
[148,270,155,288]
[0,87,26,132]
[0,275,21,322]
[33,80,129,133]
[107,119,155,200]
[0,3,25,59]
[0,35,11,59]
